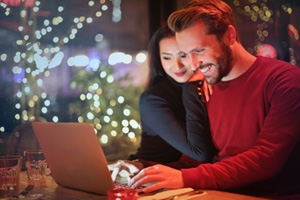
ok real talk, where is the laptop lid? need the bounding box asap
[32,122,115,195]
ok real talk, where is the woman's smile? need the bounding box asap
[175,70,187,77]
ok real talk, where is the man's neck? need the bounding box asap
[222,43,256,81]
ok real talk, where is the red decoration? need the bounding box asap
[288,24,300,46]
[1,0,34,7]
[256,44,277,59]
[25,0,34,8]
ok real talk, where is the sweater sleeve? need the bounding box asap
[139,82,215,161]
[181,65,300,190]
[140,154,206,170]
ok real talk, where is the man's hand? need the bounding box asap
[129,164,184,193]
[108,160,143,182]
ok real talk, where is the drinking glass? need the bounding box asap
[0,155,22,190]
[24,150,47,180]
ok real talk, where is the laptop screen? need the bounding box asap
[32,122,115,195]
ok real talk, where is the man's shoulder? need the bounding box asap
[255,57,300,81]
[258,56,300,72]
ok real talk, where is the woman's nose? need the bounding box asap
[190,55,202,71]
[175,59,185,70]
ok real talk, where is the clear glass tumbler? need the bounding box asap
[24,150,47,180]
[0,155,22,190]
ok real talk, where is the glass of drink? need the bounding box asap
[24,150,47,180]
[0,155,22,190]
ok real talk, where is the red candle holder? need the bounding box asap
[107,188,138,200]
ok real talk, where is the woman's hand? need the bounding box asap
[202,80,213,102]
[129,164,184,193]
[108,160,144,182]
[188,70,213,102]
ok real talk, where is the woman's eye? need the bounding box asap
[163,56,171,60]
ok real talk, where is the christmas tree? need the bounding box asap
[68,61,143,161]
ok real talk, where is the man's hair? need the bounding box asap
[168,0,240,43]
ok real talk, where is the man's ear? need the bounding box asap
[226,25,237,45]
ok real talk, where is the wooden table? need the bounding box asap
[0,171,273,200]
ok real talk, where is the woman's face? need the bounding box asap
[159,37,194,83]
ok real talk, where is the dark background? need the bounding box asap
[1,0,299,156]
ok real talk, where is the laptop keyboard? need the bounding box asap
[115,183,144,191]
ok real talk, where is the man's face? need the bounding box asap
[176,21,232,85]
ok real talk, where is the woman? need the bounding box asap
[128,24,216,165]
[108,24,216,179]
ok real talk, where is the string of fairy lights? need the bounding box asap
[0,0,146,146]
[0,0,297,145]
[233,0,294,54]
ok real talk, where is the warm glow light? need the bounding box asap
[88,1,95,6]
[58,6,64,12]
[111,130,117,137]
[44,100,50,106]
[96,11,102,17]
[102,5,108,11]
[128,132,135,138]
[49,52,64,68]
[111,121,118,127]
[108,52,133,65]
[1,54,7,61]
[100,71,107,78]
[122,127,129,133]
[136,52,147,63]
[89,59,100,70]
[95,33,104,42]
[15,103,21,109]
[123,109,130,116]
[104,116,110,123]
[107,75,114,83]
[118,96,124,104]
[86,17,93,23]
[87,112,94,120]
[0,127,5,132]
[52,116,59,122]
[130,120,139,129]
[67,55,89,67]
[86,93,92,100]
[41,107,48,113]
[122,120,129,127]
[107,108,113,115]
[80,94,86,101]
[123,54,132,64]
[101,134,108,144]
[53,37,59,43]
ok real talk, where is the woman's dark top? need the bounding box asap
[130,76,216,163]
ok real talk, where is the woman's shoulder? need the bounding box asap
[140,77,181,101]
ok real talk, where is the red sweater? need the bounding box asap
[182,57,300,193]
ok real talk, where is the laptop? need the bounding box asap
[32,122,122,195]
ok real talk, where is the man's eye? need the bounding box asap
[193,49,204,54]
[180,53,187,58]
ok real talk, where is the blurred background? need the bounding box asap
[0,0,299,161]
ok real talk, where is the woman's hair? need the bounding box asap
[168,0,240,43]
[146,24,175,88]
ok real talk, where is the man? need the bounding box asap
[129,0,300,195]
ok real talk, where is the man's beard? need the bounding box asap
[205,42,233,85]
